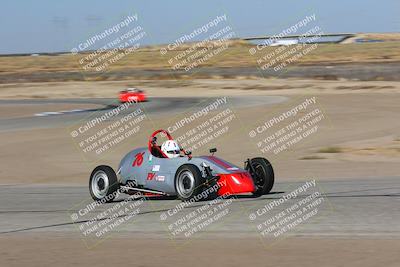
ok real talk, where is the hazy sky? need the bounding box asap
[1,0,399,54]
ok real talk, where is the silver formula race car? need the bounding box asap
[89,129,274,202]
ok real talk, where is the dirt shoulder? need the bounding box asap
[0,78,400,99]
[0,235,399,267]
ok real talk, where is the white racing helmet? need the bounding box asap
[161,140,181,158]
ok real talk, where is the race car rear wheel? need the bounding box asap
[89,165,120,202]
[175,164,205,201]
[247,158,274,196]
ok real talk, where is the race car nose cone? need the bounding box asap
[217,172,255,196]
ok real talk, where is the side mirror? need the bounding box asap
[209,148,217,154]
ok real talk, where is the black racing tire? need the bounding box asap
[247,157,274,196]
[174,164,206,201]
[89,165,120,202]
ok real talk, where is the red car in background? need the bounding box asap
[119,88,147,103]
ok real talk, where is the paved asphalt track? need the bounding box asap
[0,96,287,132]
[0,96,399,239]
[0,177,399,237]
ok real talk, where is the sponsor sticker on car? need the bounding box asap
[152,165,160,172]
[156,175,165,182]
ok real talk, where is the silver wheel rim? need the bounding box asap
[176,170,195,198]
[91,170,109,199]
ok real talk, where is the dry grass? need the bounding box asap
[0,41,399,80]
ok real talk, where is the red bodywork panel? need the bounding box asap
[119,91,147,103]
[201,155,255,196]
[217,172,255,196]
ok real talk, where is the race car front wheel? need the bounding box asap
[89,165,120,202]
[246,157,274,196]
[175,164,205,201]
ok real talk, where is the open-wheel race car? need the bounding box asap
[119,88,147,103]
[89,129,274,202]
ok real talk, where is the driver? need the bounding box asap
[161,140,181,158]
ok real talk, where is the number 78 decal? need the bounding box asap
[132,152,145,167]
